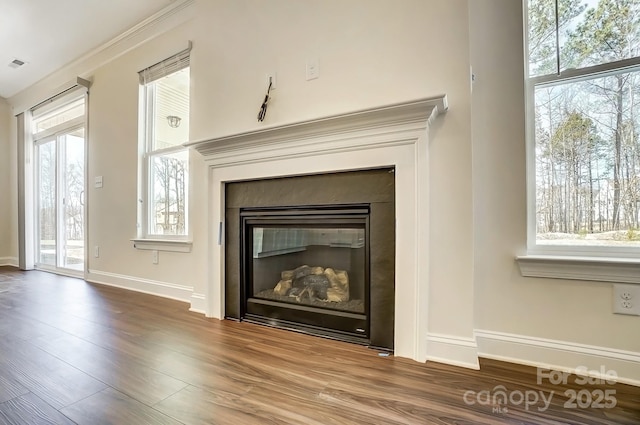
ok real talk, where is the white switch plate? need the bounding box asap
[94,176,103,188]
[306,58,319,80]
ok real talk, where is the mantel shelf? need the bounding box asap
[185,95,447,165]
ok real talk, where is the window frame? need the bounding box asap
[135,49,192,252]
[519,0,640,282]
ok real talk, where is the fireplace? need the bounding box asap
[186,96,447,361]
[225,169,396,350]
[241,205,369,343]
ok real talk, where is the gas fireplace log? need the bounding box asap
[274,266,350,303]
[281,270,294,280]
[289,265,326,281]
[291,265,312,280]
[291,274,330,301]
[325,268,349,302]
[273,279,292,295]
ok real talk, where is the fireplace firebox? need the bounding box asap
[241,206,370,342]
[225,168,395,350]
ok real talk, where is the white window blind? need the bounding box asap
[31,83,88,141]
[139,46,190,84]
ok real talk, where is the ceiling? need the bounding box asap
[0,0,177,99]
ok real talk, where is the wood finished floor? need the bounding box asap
[0,267,638,425]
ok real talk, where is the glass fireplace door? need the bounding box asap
[241,207,370,341]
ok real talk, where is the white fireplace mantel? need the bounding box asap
[187,95,448,363]
[186,95,447,166]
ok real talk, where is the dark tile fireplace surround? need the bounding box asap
[224,168,396,350]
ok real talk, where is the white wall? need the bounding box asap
[470,0,640,384]
[0,98,15,265]
[6,8,199,299]
[86,21,200,298]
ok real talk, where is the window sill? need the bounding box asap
[132,238,192,253]
[516,255,640,284]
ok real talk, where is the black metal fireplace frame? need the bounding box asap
[239,204,371,344]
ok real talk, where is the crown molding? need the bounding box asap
[79,0,195,68]
[9,0,195,113]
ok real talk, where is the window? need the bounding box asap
[138,49,190,244]
[526,0,640,257]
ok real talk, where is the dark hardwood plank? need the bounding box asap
[0,266,639,425]
[0,336,107,410]
[60,388,180,425]
[75,329,258,397]
[0,392,75,425]
[12,305,114,340]
[0,309,68,342]
[0,374,29,405]
[154,384,292,425]
[30,334,189,406]
[241,381,412,425]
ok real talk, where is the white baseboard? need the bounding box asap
[426,333,480,370]
[476,329,640,387]
[189,292,206,314]
[87,269,193,303]
[0,257,19,267]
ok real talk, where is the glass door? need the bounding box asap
[36,127,85,274]
[36,138,57,267]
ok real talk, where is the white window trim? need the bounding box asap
[517,2,640,283]
[517,255,640,284]
[135,47,191,251]
[33,115,85,142]
[131,238,192,253]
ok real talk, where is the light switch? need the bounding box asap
[306,58,320,80]
[95,176,103,188]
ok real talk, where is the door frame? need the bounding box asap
[16,80,90,274]
[25,89,89,278]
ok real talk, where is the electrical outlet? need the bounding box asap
[94,245,99,258]
[613,284,640,316]
[152,250,159,265]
